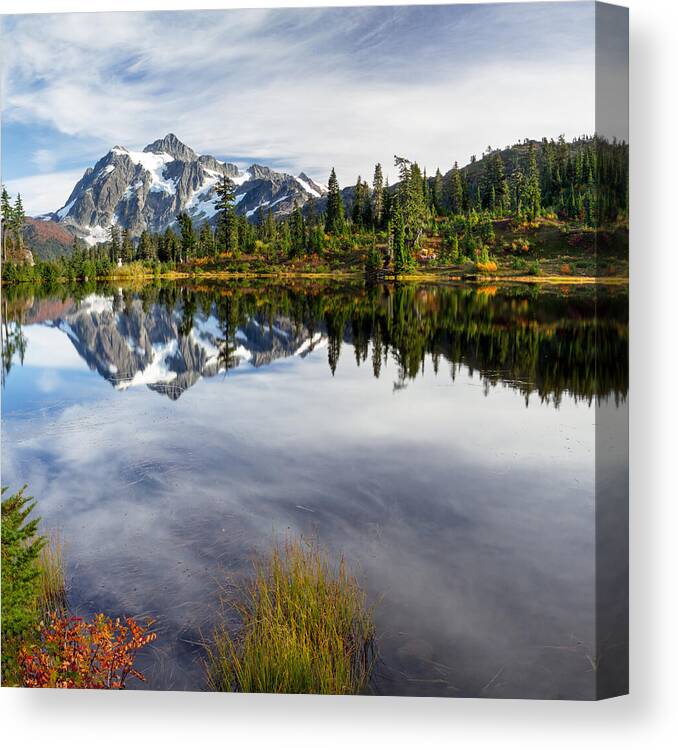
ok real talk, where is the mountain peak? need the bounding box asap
[49,135,329,245]
[143,133,196,161]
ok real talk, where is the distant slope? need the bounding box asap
[23,217,75,260]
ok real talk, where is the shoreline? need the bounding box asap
[1,271,630,286]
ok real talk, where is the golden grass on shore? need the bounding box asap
[206,539,376,695]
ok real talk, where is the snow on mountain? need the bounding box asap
[49,134,327,246]
[50,295,329,399]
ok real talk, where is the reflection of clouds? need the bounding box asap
[2,341,607,697]
[23,325,89,370]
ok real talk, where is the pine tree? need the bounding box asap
[11,194,26,253]
[449,162,464,215]
[433,169,444,215]
[199,223,215,257]
[392,198,410,274]
[524,143,542,221]
[372,164,384,228]
[108,225,121,261]
[351,176,364,229]
[290,204,306,256]
[325,168,345,234]
[215,175,238,254]
[138,229,153,260]
[1,486,46,683]
[176,212,196,260]
[121,228,134,263]
[1,186,12,262]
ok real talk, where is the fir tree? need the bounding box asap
[524,142,542,221]
[372,164,384,228]
[1,186,12,262]
[325,168,345,234]
[215,175,238,254]
[176,212,196,260]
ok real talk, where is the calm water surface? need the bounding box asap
[1,281,628,697]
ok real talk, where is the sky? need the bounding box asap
[0,2,599,215]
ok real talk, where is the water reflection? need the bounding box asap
[1,280,628,697]
[2,281,628,404]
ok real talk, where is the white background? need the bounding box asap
[0,1,676,748]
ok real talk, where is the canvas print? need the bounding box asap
[0,2,628,698]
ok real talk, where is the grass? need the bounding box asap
[36,532,67,617]
[206,539,376,695]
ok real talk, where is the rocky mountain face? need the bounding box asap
[52,293,326,399]
[48,134,327,246]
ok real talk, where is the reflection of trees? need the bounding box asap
[1,315,27,387]
[2,294,29,386]
[2,280,628,404]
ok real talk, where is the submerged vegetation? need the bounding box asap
[206,540,376,695]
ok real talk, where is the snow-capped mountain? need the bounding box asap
[51,293,327,399]
[48,134,327,246]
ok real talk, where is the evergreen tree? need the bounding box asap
[138,229,153,260]
[11,194,25,253]
[290,205,306,256]
[524,142,542,221]
[1,186,12,262]
[108,225,122,262]
[121,228,134,263]
[325,168,345,234]
[392,198,410,274]
[176,212,196,260]
[433,169,444,215]
[372,164,384,228]
[199,223,216,257]
[215,175,238,254]
[1,486,46,683]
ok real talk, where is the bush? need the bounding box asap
[19,613,156,688]
[476,260,498,273]
[527,260,542,276]
[511,257,528,271]
[206,539,376,695]
[1,486,45,684]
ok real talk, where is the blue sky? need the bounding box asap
[1,3,597,214]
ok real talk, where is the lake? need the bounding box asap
[1,280,628,697]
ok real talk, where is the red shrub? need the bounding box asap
[19,613,156,689]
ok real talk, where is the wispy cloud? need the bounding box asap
[1,4,596,213]
[4,169,85,214]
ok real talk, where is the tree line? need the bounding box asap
[1,134,628,282]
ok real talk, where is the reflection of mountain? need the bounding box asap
[52,294,325,399]
[4,284,628,404]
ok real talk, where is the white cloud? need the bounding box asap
[1,5,597,204]
[5,169,83,215]
[31,148,58,172]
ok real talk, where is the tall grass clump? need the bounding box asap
[206,539,376,695]
[36,532,67,617]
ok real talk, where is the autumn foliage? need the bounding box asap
[19,612,156,689]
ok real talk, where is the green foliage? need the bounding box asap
[1,486,46,684]
[0,135,627,284]
[325,168,345,234]
[527,260,542,276]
